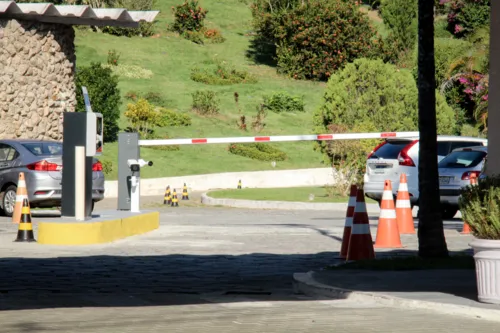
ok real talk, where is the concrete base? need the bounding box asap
[37,210,160,245]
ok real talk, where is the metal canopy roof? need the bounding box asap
[0,1,159,28]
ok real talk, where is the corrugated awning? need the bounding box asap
[0,1,159,28]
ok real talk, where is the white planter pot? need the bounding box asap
[470,239,500,304]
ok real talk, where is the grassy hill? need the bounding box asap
[75,0,380,180]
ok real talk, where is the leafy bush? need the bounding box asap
[107,49,120,66]
[444,0,490,38]
[171,0,208,33]
[263,91,305,113]
[313,58,456,164]
[182,30,205,44]
[101,160,113,176]
[158,108,192,127]
[102,64,153,79]
[75,62,121,142]
[191,90,220,115]
[410,37,472,87]
[459,175,500,239]
[124,98,161,139]
[379,0,417,53]
[251,0,380,81]
[190,59,257,85]
[228,143,287,161]
[202,28,226,44]
[251,103,267,132]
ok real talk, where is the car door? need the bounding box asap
[0,143,19,186]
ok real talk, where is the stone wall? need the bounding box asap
[0,19,76,141]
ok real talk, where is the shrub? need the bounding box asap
[75,62,121,142]
[263,91,304,113]
[444,0,490,38]
[125,91,173,108]
[228,143,287,161]
[191,90,220,115]
[379,0,417,53]
[107,49,120,66]
[171,0,208,33]
[101,160,113,176]
[158,108,192,127]
[124,98,162,139]
[459,175,500,239]
[190,59,258,85]
[313,58,456,164]
[252,0,379,81]
[202,28,226,43]
[182,30,205,44]
[251,103,267,132]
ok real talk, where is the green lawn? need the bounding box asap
[208,186,377,203]
[75,0,385,180]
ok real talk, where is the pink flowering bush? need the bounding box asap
[441,0,490,38]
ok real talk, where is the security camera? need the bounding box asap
[127,159,153,172]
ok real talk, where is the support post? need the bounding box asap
[75,146,85,221]
[118,133,140,211]
[61,112,93,218]
[486,1,500,176]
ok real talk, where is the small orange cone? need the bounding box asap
[346,188,375,261]
[12,172,29,224]
[374,180,402,248]
[461,173,478,234]
[395,173,416,234]
[340,185,357,259]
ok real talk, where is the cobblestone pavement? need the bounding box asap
[0,199,481,331]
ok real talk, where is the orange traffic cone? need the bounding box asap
[14,198,36,242]
[395,173,416,234]
[340,185,357,259]
[12,172,29,224]
[374,180,402,248]
[346,188,375,261]
[461,173,478,234]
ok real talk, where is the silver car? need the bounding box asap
[0,139,105,216]
[438,145,487,219]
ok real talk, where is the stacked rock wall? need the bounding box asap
[0,19,76,141]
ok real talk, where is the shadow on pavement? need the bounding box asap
[0,246,478,311]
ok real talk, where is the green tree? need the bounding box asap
[380,0,418,54]
[75,63,121,142]
[417,0,449,258]
[251,0,379,81]
[313,58,455,164]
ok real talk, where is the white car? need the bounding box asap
[363,135,487,212]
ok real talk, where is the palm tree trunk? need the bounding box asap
[417,0,448,258]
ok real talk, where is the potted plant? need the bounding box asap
[459,174,500,304]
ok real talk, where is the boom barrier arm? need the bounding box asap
[139,131,421,146]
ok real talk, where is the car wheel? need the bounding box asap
[2,185,17,218]
[441,207,458,220]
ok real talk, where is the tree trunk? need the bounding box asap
[417,0,449,258]
[485,0,500,176]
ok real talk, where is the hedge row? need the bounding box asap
[228,143,287,161]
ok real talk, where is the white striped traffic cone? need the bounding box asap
[347,188,375,261]
[395,173,416,234]
[340,185,357,259]
[374,180,402,248]
[12,172,29,224]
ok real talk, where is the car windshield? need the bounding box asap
[438,150,486,168]
[369,140,410,159]
[22,142,63,156]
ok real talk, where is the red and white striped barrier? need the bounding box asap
[138,131,420,146]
